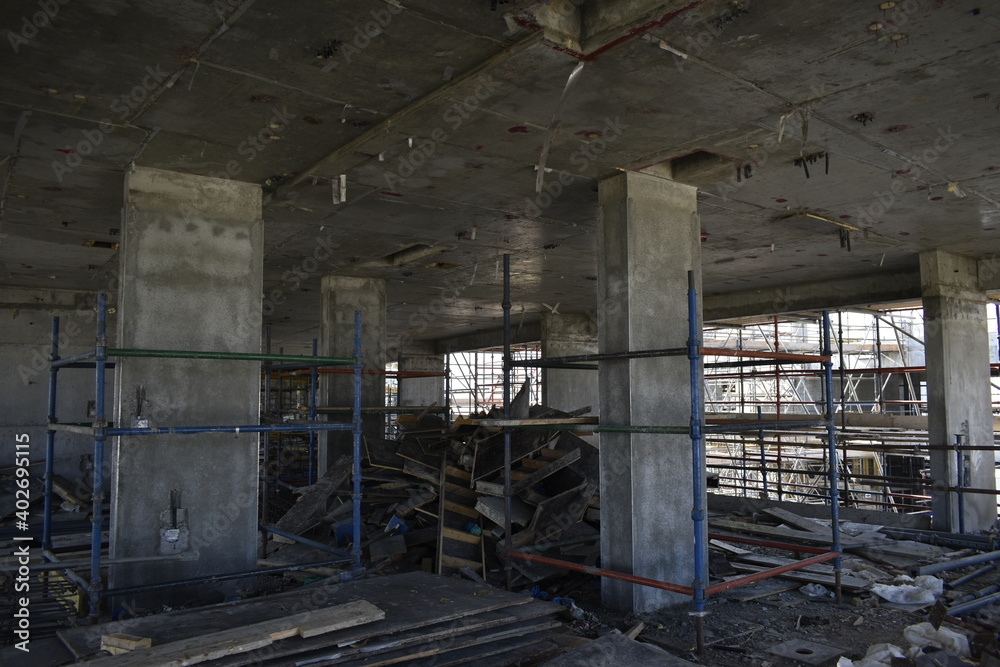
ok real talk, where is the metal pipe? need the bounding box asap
[913,549,1000,576]
[107,348,353,365]
[103,559,353,598]
[90,290,108,620]
[955,433,967,534]
[309,338,318,486]
[689,270,708,654]
[16,552,197,573]
[509,347,687,366]
[508,551,695,595]
[823,311,843,603]
[502,253,513,591]
[262,526,351,558]
[946,563,995,589]
[44,317,59,551]
[106,422,354,436]
[352,311,363,569]
[705,420,829,433]
[701,347,830,363]
[50,350,97,367]
[946,589,1000,617]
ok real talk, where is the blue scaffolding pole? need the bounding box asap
[44,291,366,619]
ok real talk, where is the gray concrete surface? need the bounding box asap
[110,166,263,608]
[319,275,386,470]
[921,250,997,532]
[541,312,599,417]
[597,171,703,612]
[398,354,445,408]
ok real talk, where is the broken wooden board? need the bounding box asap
[530,481,598,543]
[271,456,352,541]
[58,572,533,661]
[510,448,581,495]
[475,495,535,527]
[80,600,385,667]
[472,429,553,481]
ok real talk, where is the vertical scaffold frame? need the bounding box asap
[44,291,365,620]
[491,255,842,654]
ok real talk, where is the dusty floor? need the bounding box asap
[565,574,991,666]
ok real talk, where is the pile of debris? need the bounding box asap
[262,390,601,593]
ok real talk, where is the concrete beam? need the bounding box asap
[703,269,922,322]
[433,321,541,355]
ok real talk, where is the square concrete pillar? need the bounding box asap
[541,312,599,417]
[319,276,386,470]
[112,167,263,607]
[398,354,445,408]
[597,171,703,612]
[921,250,997,531]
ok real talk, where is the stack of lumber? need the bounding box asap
[57,571,584,666]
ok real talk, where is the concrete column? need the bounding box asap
[921,250,997,532]
[597,171,702,612]
[541,313,599,417]
[398,354,445,407]
[112,167,263,607]
[319,276,386,470]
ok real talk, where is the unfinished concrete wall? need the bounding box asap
[597,171,703,612]
[319,275,386,470]
[921,250,996,532]
[111,167,263,608]
[541,312,599,417]
[398,354,445,408]
[0,289,115,514]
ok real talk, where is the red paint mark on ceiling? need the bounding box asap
[55,148,75,154]
[508,126,529,134]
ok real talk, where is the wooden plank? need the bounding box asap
[529,481,597,542]
[761,507,836,536]
[710,520,867,547]
[269,599,562,666]
[59,572,531,661]
[510,448,581,495]
[334,622,563,667]
[445,465,471,482]
[472,430,551,481]
[81,601,385,666]
[730,563,870,590]
[271,456,351,540]
[721,580,801,601]
[443,500,480,519]
[442,527,481,546]
[441,554,484,572]
[709,539,752,556]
